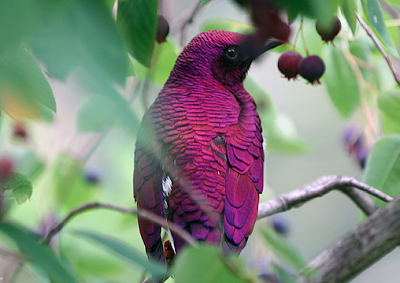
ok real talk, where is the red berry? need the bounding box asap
[278,51,303,80]
[156,15,169,44]
[0,157,14,180]
[298,55,325,84]
[316,17,341,43]
[12,123,28,139]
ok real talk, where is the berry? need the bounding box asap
[357,149,368,169]
[0,157,14,180]
[0,192,3,221]
[342,125,363,155]
[156,15,169,44]
[298,55,325,84]
[270,215,290,236]
[278,51,303,80]
[12,123,28,140]
[316,17,341,43]
[85,169,101,184]
[252,4,290,42]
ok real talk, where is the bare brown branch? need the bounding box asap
[257,175,390,219]
[297,195,400,283]
[41,202,197,247]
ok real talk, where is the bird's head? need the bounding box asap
[169,30,281,87]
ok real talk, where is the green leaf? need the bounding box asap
[361,0,398,57]
[51,154,97,211]
[1,173,33,204]
[278,0,340,24]
[117,0,158,67]
[0,222,79,283]
[349,40,373,81]
[77,96,117,132]
[340,0,359,35]
[27,0,128,86]
[363,134,400,206]
[200,0,213,4]
[0,44,56,118]
[378,89,400,121]
[261,229,306,270]
[130,39,180,85]
[173,245,249,283]
[74,230,165,278]
[200,19,254,34]
[381,112,400,135]
[244,77,308,153]
[383,0,400,6]
[0,0,42,54]
[324,45,360,118]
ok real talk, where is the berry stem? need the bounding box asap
[300,17,310,56]
[292,19,302,53]
[356,12,400,85]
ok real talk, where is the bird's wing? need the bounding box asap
[223,105,264,253]
[134,112,164,261]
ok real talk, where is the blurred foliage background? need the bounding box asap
[0,0,400,282]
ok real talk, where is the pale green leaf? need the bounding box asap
[200,19,254,34]
[77,96,117,132]
[27,0,128,85]
[378,89,400,121]
[361,0,398,57]
[262,229,306,270]
[0,44,56,118]
[130,39,179,85]
[200,0,213,4]
[324,45,360,118]
[0,222,79,283]
[74,230,165,278]
[173,245,248,283]
[1,172,32,204]
[51,154,97,211]
[363,134,400,206]
[118,0,158,67]
[341,0,359,35]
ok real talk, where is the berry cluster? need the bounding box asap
[278,16,341,84]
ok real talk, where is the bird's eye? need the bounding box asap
[224,46,239,61]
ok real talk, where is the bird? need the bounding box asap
[134,30,281,263]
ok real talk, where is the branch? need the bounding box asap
[296,194,400,282]
[356,12,400,85]
[41,202,197,247]
[257,175,391,219]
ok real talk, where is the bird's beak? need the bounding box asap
[239,35,283,65]
[263,39,283,52]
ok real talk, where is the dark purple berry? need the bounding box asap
[316,17,341,43]
[156,15,169,44]
[342,125,363,155]
[278,51,303,80]
[298,55,325,84]
[357,148,368,169]
[85,169,101,184]
[0,157,14,180]
[271,215,289,236]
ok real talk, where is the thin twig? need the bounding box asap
[41,202,197,247]
[356,12,400,85]
[257,175,392,219]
